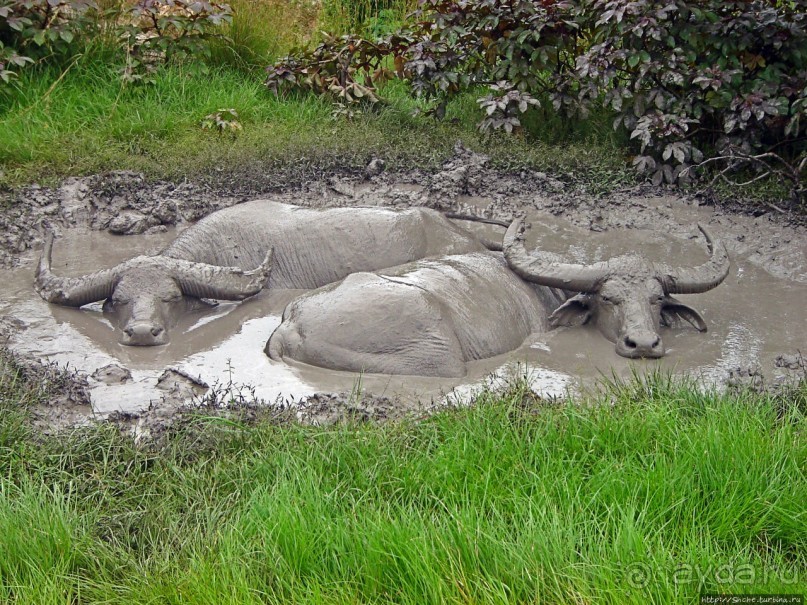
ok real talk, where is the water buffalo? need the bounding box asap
[503,218,729,359]
[34,201,490,346]
[266,221,729,376]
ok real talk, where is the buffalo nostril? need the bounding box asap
[151,326,164,337]
[652,337,661,349]
[124,327,134,337]
[624,337,637,349]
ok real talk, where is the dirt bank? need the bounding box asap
[1,145,805,435]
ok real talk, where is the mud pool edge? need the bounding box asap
[1,154,806,432]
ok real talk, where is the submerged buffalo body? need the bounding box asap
[267,221,730,377]
[35,201,488,345]
[267,252,565,377]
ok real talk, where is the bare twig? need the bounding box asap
[731,170,772,187]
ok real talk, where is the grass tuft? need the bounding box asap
[209,0,321,70]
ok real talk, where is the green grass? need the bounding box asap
[208,0,322,70]
[0,58,633,190]
[1,350,805,604]
[319,0,419,37]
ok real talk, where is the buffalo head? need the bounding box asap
[35,233,274,346]
[503,219,729,358]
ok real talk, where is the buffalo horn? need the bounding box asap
[34,232,120,306]
[503,218,607,292]
[170,247,275,300]
[658,224,730,294]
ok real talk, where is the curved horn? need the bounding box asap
[503,218,608,292]
[658,224,730,294]
[169,248,274,300]
[34,232,120,306]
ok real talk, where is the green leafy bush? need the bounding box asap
[120,0,233,83]
[477,81,540,134]
[263,1,594,131]
[267,0,807,202]
[0,0,233,87]
[578,0,807,194]
[0,0,96,82]
[0,45,32,83]
[405,0,581,116]
[266,32,411,108]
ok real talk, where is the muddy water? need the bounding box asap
[1,213,805,418]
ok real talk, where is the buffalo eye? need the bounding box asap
[162,294,183,303]
[111,296,130,305]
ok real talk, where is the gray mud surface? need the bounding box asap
[1,146,805,435]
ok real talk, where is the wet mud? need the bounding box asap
[1,147,805,433]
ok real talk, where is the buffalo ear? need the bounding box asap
[549,293,592,327]
[661,296,708,332]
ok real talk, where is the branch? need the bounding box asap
[150,12,162,37]
[690,149,795,179]
[689,145,806,206]
[730,170,772,187]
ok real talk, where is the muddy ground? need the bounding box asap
[1,145,805,437]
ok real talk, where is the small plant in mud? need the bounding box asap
[198,378,258,406]
[348,371,364,406]
[194,359,260,407]
[0,348,89,407]
[201,108,242,135]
